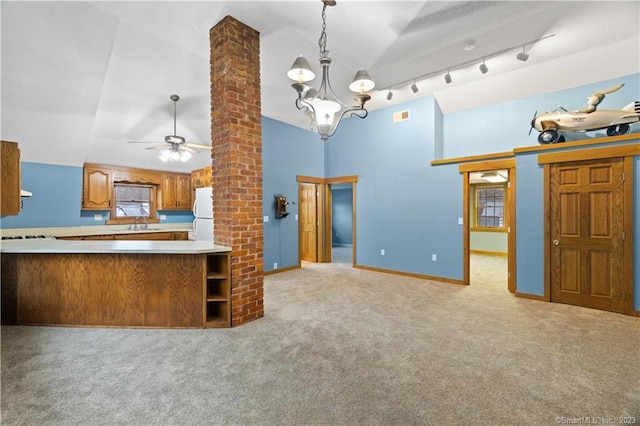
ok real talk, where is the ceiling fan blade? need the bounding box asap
[181,145,199,154]
[184,143,212,150]
[145,145,169,150]
[128,140,163,144]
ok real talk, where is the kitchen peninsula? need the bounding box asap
[1,239,232,328]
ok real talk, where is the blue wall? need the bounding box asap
[0,162,193,229]
[444,74,640,158]
[325,97,464,280]
[262,116,324,272]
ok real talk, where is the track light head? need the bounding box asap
[386,90,393,101]
[444,72,452,84]
[479,61,488,74]
[411,82,418,93]
[516,47,529,62]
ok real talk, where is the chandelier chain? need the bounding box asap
[318,3,329,58]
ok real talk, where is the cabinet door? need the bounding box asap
[83,166,112,210]
[0,141,21,216]
[203,166,212,187]
[160,173,178,209]
[176,174,191,209]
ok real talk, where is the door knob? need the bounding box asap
[553,239,560,246]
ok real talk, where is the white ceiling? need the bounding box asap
[1,1,639,172]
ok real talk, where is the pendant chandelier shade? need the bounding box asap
[287,0,375,141]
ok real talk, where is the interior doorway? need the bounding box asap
[460,159,516,291]
[297,175,357,266]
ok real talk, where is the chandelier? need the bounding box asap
[159,146,192,162]
[287,0,375,141]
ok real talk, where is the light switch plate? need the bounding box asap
[263,215,269,223]
[160,215,167,220]
[93,214,102,221]
[458,217,463,225]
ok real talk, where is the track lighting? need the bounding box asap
[411,82,418,93]
[444,71,452,84]
[479,60,488,74]
[516,47,529,62]
[386,89,393,100]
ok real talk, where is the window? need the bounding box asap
[474,185,505,230]
[112,184,157,222]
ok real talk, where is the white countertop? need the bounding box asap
[0,239,231,254]
[0,223,193,238]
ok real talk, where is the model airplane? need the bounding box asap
[530,83,640,144]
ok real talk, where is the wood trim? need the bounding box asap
[537,143,640,164]
[462,172,470,285]
[325,175,358,184]
[353,264,466,285]
[432,151,514,166]
[470,250,508,257]
[515,133,640,154]
[470,227,507,233]
[507,168,516,293]
[296,175,324,184]
[325,184,332,263]
[317,184,325,262]
[352,182,357,266]
[297,182,303,268]
[542,163,552,302]
[622,157,634,316]
[264,264,300,276]
[459,158,515,173]
[514,291,548,302]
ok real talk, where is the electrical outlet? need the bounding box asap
[93,214,102,221]
[381,249,385,256]
[160,215,167,220]
[432,254,437,261]
[273,262,278,269]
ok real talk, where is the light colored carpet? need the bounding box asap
[1,258,639,425]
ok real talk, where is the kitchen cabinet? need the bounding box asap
[191,166,212,188]
[160,173,191,210]
[82,164,112,210]
[0,141,21,216]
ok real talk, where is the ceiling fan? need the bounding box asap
[128,94,210,162]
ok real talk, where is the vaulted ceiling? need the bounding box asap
[1,1,638,172]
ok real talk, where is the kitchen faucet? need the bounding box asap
[130,216,148,231]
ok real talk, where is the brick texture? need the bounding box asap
[210,16,263,326]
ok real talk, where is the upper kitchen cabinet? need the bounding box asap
[160,172,191,210]
[82,164,112,210]
[191,166,212,189]
[0,141,21,216]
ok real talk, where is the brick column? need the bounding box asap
[210,16,263,326]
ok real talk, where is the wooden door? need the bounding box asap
[300,184,318,262]
[549,158,625,313]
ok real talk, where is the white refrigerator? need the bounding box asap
[192,187,214,241]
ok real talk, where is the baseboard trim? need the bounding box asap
[514,291,548,302]
[353,264,466,285]
[264,265,300,276]
[470,250,508,257]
